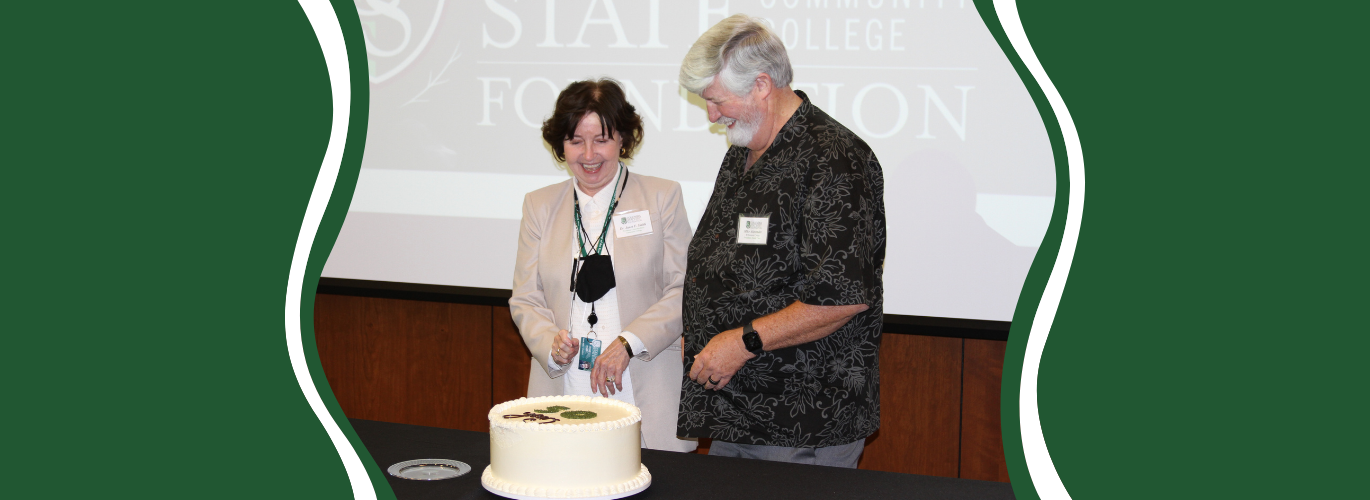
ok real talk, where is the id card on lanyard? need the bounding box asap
[578,333,602,370]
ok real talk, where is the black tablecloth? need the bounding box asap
[350,419,1015,500]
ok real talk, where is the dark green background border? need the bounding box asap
[980,1,1364,499]
[7,1,383,498]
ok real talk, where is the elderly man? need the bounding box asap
[676,14,887,468]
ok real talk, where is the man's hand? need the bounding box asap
[688,328,755,391]
[687,302,866,391]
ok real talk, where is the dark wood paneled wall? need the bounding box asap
[961,339,1010,482]
[491,306,531,408]
[314,295,493,431]
[859,334,962,476]
[314,294,1008,481]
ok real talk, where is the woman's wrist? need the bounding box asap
[615,336,634,357]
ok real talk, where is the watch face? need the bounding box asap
[743,331,763,353]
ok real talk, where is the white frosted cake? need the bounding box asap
[483,395,650,499]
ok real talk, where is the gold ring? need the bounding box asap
[607,375,615,383]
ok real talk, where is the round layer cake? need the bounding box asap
[483,395,650,499]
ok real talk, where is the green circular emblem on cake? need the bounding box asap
[560,410,597,419]
[533,405,569,414]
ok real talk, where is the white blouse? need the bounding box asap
[547,163,647,405]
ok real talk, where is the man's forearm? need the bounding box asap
[749,301,869,351]
[690,300,868,389]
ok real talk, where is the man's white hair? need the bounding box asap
[679,14,793,98]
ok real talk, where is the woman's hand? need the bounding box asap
[590,337,631,397]
[551,329,579,366]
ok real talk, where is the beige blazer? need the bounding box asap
[509,171,695,452]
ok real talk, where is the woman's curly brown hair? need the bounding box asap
[541,78,644,162]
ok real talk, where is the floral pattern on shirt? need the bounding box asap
[677,92,886,447]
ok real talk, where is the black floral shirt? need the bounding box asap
[677,91,887,447]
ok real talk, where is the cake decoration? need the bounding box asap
[533,405,570,413]
[503,412,561,424]
[559,410,597,419]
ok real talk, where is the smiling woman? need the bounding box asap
[562,113,624,196]
[540,79,644,196]
[509,78,696,453]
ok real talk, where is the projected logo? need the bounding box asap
[335,0,1057,320]
[469,1,980,144]
[357,0,446,83]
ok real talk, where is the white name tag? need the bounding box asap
[737,215,769,245]
[614,210,653,238]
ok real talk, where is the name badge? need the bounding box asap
[614,210,653,238]
[737,214,769,245]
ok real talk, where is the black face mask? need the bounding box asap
[569,167,627,305]
[573,254,616,303]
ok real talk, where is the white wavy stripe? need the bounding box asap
[993,1,1085,499]
[290,1,375,499]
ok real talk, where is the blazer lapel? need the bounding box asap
[610,173,650,327]
[543,182,577,330]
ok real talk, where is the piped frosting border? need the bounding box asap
[489,395,642,433]
[482,464,650,499]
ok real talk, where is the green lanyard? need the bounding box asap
[572,165,627,258]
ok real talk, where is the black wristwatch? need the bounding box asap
[742,321,764,355]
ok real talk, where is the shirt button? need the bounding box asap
[691,278,696,283]
[714,234,719,239]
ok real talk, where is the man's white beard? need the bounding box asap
[720,106,763,148]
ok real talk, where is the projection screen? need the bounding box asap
[322,0,1055,322]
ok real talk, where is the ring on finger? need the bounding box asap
[607,375,615,383]
[707,377,720,385]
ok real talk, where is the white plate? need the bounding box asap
[386,459,471,480]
